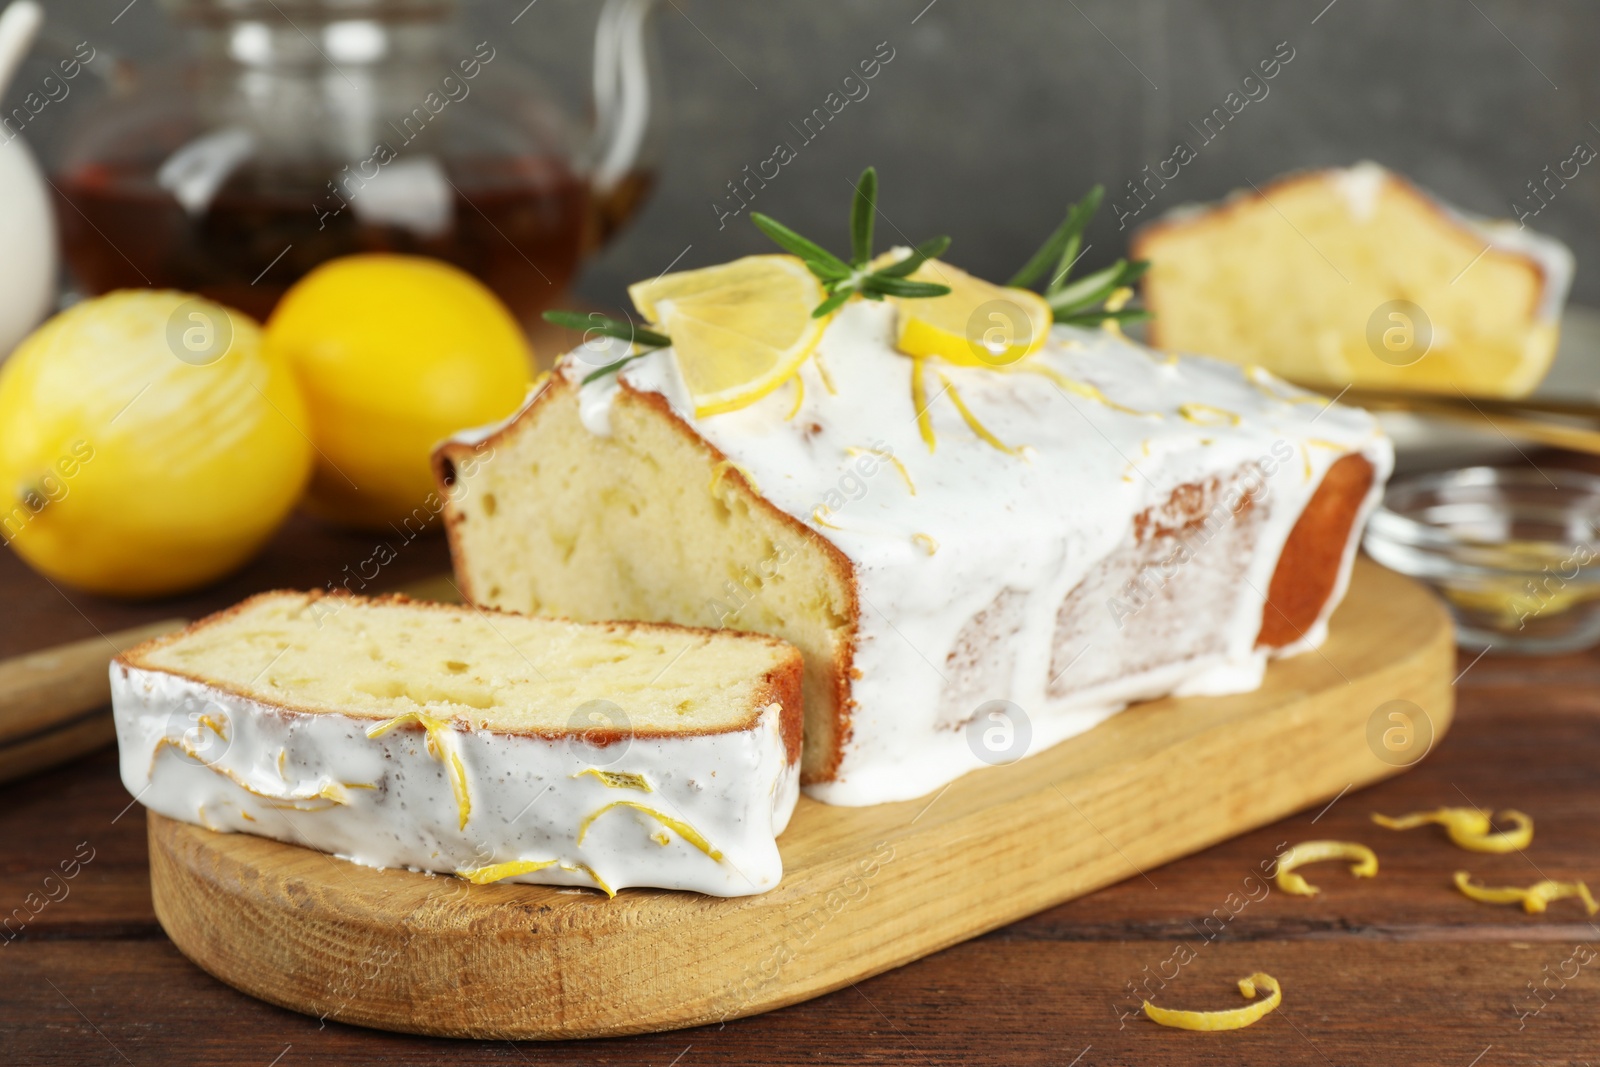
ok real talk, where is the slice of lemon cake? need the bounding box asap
[112,592,802,897]
[1132,162,1574,398]
[435,280,1392,806]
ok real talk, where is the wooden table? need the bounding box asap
[2,514,1597,1066]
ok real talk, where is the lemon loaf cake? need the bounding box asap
[112,591,803,896]
[435,299,1392,806]
[1132,162,1574,398]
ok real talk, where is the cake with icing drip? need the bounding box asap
[436,300,1392,805]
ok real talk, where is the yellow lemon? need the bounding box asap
[0,290,312,598]
[628,255,829,416]
[890,259,1053,368]
[265,255,533,529]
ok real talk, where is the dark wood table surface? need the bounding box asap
[2,512,1597,1066]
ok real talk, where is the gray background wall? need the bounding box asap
[16,1,1600,307]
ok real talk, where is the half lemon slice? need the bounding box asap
[890,259,1053,368]
[628,255,829,417]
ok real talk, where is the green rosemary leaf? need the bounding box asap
[580,351,652,385]
[1046,259,1129,315]
[1009,184,1103,290]
[750,213,851,275]
[873,235,952,278]
[850,167,878,267]
[542,310,671,349]
[804,258,852,282]
[1054,308,1151,328]
[811,289,855,318]
[859,275,952,299]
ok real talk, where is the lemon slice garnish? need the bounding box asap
[1372,807,1533,853]
[891,260,1052,368]
[627,254,830,417]
[1143,973,1283,1031]
[1453,871,1598,915]
[1274,841,1379,897]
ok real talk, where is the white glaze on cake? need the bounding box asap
[112,663,798,897]
[541,300,1393,805]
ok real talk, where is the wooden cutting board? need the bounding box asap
[146,559,1454,1040]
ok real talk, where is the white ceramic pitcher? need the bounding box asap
[0,0,55,360]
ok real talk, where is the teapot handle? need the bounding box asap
[590,0,658,196]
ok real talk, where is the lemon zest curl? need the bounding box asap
[1143,973,1282,1031]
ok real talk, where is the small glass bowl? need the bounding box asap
[1364,466,1600,654]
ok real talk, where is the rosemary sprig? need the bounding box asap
[541,310,671,384]
[751,166,952,318]
[1010,183,1151,328]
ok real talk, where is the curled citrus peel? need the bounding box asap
[151,735,358,811]
[1453,871,1598,915]
[459,859,559,885]
[784,374,805,420]
[1178,402,1241,427]
[708,458,759,497]
[1273,841,1379,897]
[561,861,615,898]
[1143,973,1282,1031]
[940,373,1024,457]
[366,711,472,829]
[577,800,722,861]
[1372,807,1533,853]
[910,357,936,452]
[574,768,652,792]
[994,360,1155,418]
[847,446,914,495]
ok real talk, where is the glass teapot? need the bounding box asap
[51,0,658,326]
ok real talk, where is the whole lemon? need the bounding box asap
[264,255,533,529]
[0,291,312,598]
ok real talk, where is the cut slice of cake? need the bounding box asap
[435,293,1393,806]
[112,591,803,897]
[1132,162,1574,398]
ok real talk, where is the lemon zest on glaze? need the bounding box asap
[848,446,915,495]
[651,829,672,846]
[1243,363,1329,406]
[709,458,759,498]
[574,768,653,792]
[1178,402,1241,426]
[458,858,560,885]
[999,359,1157,418]
[1453,871,1598,915]
[150,736,352,811]
[1372,807,1533,853]
[1273,841,1378,897]
[1101,286,1134,338]
[366,711,472,830]
[1143,973,1282,1031]
[577,800,723,861]
[812,505,842,530]
[912,532,939,555]
[910,357,937,452]
[787,371,806,422]
[812,349,839,395]
[561,861,616,898]
[195,713,229,742]
[940,373,1023,457]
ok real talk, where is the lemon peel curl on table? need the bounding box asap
[1273,841,1379,897]
[1143,973,1283,1031]
[1371,807,1533,853]
[1452,872,1598,915]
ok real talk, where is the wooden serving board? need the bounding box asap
[147,560,1454,1040]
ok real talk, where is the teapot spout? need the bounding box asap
[590,0,658,202]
